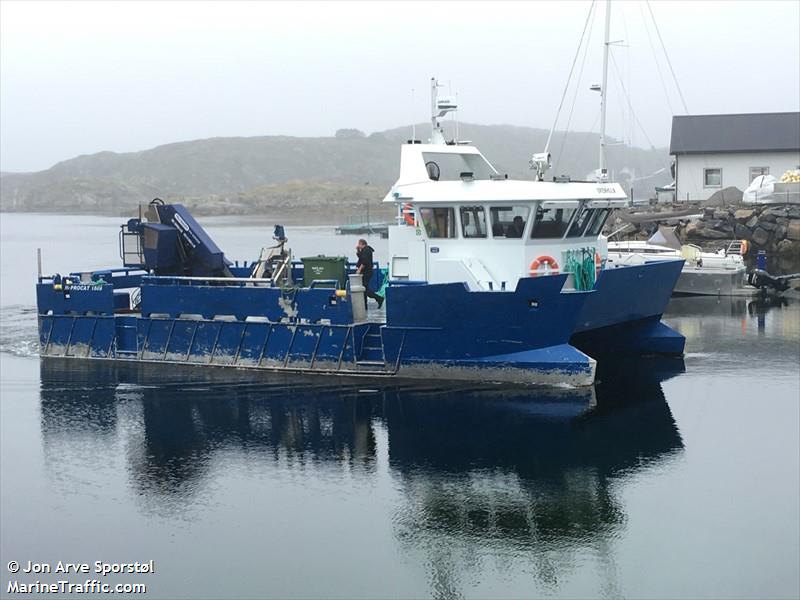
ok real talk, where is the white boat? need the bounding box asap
[606,237,752,296]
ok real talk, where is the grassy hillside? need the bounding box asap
[0,123,670,217]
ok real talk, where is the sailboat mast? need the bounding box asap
[598,0,611,181]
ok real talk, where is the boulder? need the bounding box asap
[713,208,731,220]
[763,206,789,217]
[734,223,751,239]
[787,206,800,219]
[746,215,760,229]
[774,225,788,241]
[684,221,701,238]
[787,220,800,241]
[760,220,777,232]
[761,212,777,223]
[704,186,743,206]
[776,217,790,227]
[698,227,729,240]
[752,227,770,246]
[734,208,755,222]
[777,239,800,257]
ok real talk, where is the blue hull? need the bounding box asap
[34,254,683,386]
[37,273,597,386]
[571,260,686,356]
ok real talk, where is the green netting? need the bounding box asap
[375,267,389,298]
[564,247,597,291]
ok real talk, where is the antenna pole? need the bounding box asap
[430,77,438,140]
[598,0,611,180]
[411,88,416,141]
[454,92,459,143]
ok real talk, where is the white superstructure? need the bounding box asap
[383,79,629,292]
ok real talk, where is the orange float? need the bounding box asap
[402,203,415,226]
[529,255,560,277]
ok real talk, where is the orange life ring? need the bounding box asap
[595,252,603,270]
[402,203,415,226]
[529,255,560,277]
[739,240,749,256]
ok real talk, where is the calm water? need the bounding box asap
[1,213,799,599]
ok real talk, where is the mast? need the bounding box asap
[430,78,445,144]
[598,0,611,181]
[429,77,456,145]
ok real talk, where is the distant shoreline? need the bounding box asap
[0,204,397,225]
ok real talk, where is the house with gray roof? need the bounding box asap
[669,112,800,202]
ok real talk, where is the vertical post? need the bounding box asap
[411,88,416,142]
[430,77,437,139]
[598,0,611,180]
[37,248,42,278]
[757,250,767,271]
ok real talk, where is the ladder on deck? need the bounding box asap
[355,324,387,372]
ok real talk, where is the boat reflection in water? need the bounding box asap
[38,358,684,593]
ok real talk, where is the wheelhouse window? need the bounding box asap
[460,206,487,238]
[585,208,611,236]
[419,207,457,238]
[490,206,529,238]
[566,205,595,237]
[749,166,769,182]
[530,205,577,239]
[421,152,495,181]
[704,168,722,188]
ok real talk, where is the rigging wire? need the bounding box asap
[640,2,676,116]
[645,0,700,196]
[609,50,672,176]
[553,1,597,174]
[645,0,690,114]
[543,0,597,155]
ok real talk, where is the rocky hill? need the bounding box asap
[0,123,670,217]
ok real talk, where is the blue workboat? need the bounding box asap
[35,77,684,386]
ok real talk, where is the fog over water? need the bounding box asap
[1,0,799,173]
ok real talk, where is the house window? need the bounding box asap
[749,166,769,182]
[418,207,456,238]
[704,168,722,188]
[460,206,487,238]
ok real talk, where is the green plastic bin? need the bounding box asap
[301,255,347,289]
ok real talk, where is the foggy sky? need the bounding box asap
[1,0,798,173]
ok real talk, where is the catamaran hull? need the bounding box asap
[37,274,598,387]
[570,259,686,356]
[37,316,596,387]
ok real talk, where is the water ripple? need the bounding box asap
[0,304,39,358]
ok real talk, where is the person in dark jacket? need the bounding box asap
[356,239,384,309]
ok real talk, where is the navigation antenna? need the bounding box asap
[430,77,457,145]
[411,88,416,141]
